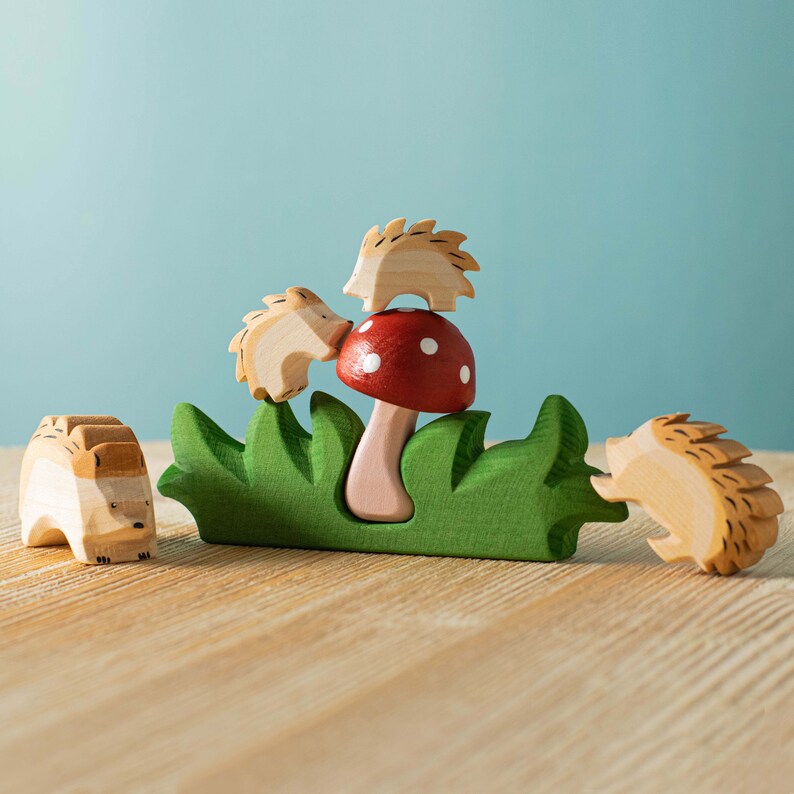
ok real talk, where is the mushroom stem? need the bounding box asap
[345,400,419,522]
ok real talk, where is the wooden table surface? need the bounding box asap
[1,441,792,793]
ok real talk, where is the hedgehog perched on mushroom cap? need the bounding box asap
[344,218,480,312]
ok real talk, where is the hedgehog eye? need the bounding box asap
[111,502,118,509]
[322,315,327,319]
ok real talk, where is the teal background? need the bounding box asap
[1,1,792,448]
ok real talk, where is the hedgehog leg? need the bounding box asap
[22,515,68,547]
[590,474,626,502]
[67,536,94,564]
[647,535,689,564]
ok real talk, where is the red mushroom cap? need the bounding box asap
[336,308,475,413]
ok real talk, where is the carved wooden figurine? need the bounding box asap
[20,416,157,565]
[336,307,476,522]
[591,414,784,575]
[229,287,353,402]
[343,218,479,312]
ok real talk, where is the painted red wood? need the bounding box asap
[336,308,475,414]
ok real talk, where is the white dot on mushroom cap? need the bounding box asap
[362,353,381,373]
[358,320,373,333]
[420,337,438,355]
[460,365,471,384]
[396,307,415,312]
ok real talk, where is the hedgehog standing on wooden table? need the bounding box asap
[19,415,156,565]
[592,414,784,575]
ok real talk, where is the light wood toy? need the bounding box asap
[229,286,353,402]
[592,414,784,575]
[343,218,479,312]
[336,307,476,522]
[20,416,157,565]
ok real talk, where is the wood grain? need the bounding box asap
[593,414,783,574]
[344,400,418,522]
[228,286,352,402]
[343,218,479,312]
[0,442,792,792]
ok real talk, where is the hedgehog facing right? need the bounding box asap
[591,414,784,575]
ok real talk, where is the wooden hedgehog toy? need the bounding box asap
[19,416,157,565]
[592,413,784,575]
[343,217,480,312]
[228,286,353,402]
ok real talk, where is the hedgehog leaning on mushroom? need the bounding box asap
[337,218,480,522]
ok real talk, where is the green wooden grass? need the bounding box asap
[158,392,628,561]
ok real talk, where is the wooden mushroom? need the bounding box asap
[336,308,475,522]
